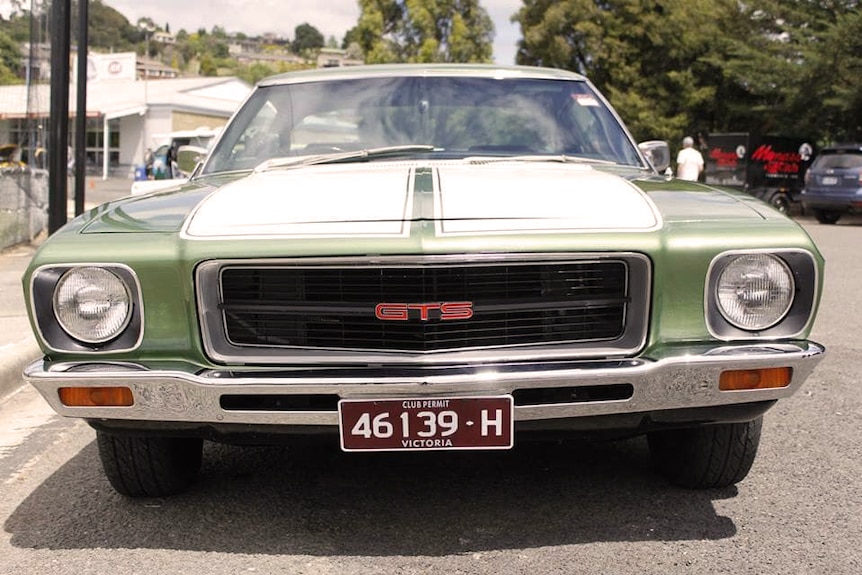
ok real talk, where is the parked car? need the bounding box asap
[800,143,862,224]
[23,64,825,497]
[132,128,221,195]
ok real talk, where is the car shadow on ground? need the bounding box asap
[794,213,862,226]
[6,435,738,555]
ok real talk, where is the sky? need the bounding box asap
[100,0,524,65]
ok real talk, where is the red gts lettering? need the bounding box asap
[374,302,474,321]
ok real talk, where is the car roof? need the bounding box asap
[258,63,588,87]
[820,143,862,153]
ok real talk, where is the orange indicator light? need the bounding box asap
[59,386,134,407]
[719,367,792,391]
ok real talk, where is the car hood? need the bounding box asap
[80,162,773,237]
[183,163,664,239]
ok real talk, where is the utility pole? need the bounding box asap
[74,0,89,217]
[139,22,155,164]
[48,0,71,234]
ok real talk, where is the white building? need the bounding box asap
[0,73,251,179]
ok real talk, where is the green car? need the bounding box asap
[23,65,825,496]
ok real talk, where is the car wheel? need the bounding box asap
[769,193,791,214]
[96,432,203,497]
[814,210,841,224]
[647,417,762,489]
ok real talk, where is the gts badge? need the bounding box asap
[374,302,474,321]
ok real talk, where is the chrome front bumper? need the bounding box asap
[25,341,825,427]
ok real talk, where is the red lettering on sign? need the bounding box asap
[709,148,739,168]
[750,145,802,175]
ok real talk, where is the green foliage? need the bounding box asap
[825,9,862,140]
[237,62,280,85]
[198,54,218,77]
[230,61,312,85]
[212,42,230,59]
[515,0,731,141]
[342,25,361,50]
[0,29,23,82]
[1,7,33,43]
[514,0,862,144]
[82,0,141,51]
[787,3,862,141]
[292,23,324,54]
[355,0,494,63]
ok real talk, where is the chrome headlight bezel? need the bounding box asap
[30,264,143,353]
[706,249,819,340]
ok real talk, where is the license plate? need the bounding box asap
[821,176,839,185]
[339,396,514,452]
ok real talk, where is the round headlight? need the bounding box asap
[715,254,795,331]
[53,267,133,344]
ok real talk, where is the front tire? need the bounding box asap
[814,210,841,224]
[647,417,762,489]
[96,432,203,497]
[768,192,791,214]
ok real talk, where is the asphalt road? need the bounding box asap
[0,215,859,575]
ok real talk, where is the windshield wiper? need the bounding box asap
[463,154,619,166]
[254,145,437,173]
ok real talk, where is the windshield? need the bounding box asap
[812,149,862,170]
[202,75,643,174]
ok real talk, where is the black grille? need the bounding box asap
[217,262,630,352]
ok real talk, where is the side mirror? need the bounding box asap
[176,145,208,177]
[638,140,671,173]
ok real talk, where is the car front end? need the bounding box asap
[23,65,825,495]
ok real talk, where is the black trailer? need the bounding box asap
[703,133,815,213]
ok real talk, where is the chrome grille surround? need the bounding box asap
[196,253,651,365]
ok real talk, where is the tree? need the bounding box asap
[292,23,324,54]
[199,54,218,76]
[342,25,361,50]
[345,41,364,61]
[515,0,735,141]
[212,41,230,59]
[778,1,862,142]
[0,30,22,83]
[513,0,862,145]
[820,8,862,140]
[80,0,141,51]
[0,1,39,43]
[354,0,494,64]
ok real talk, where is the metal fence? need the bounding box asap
[0,169,49,250]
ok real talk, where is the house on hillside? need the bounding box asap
[152,31,176,45]
[317,47,364,68]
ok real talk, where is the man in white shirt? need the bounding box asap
[676,136,704,181]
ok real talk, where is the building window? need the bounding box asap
[84,118,121,170]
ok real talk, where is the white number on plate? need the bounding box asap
[352,410,462,439]
[351,412,395,439]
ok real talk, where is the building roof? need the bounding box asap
[0,76,252,120]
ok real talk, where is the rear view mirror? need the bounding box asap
[638,140,670,173]
[176,145,208,177]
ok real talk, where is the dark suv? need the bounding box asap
[801,143,862,224]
